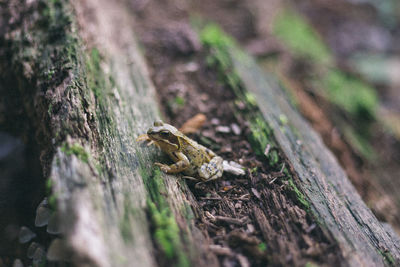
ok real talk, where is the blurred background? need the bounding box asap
[180,0,400,232]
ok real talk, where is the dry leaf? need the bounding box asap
[179,113,207,134]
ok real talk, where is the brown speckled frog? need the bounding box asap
[136,120,223,181]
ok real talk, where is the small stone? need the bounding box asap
[183,62,199,72]
[264,144,271,157]
[19,226,36,244]
[12,259,23,267]
[35,206,52,227]
[230,123,241,135]
[37,198,48,209]
[27,242,41,259]
[223,161,246,176]
[251,188,261,200]
[210,118,220,125]
[236,253,250,267]
[216,126,231,133]
[47,239,70,261]
[47,212,61,235]
[33,246,46,265]
[247,224,255,233]
[229,161,244,169]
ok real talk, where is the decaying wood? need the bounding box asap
[2,0,400,266]
[2,0,216,266]
[230,49,400,266]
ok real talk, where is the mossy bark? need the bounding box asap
[1,0,216,266]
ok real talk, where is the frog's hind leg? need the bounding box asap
[182,175,198,181]
[198,156,223,181]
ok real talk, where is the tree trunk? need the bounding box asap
[1,0,399,266]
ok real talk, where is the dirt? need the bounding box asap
[130,0,344,266]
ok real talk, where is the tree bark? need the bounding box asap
[2,0,216,266]
[229,48,400,266]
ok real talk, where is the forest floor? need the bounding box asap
[131,0,400,265]
[132,0,400,232]
[131,0,345,266]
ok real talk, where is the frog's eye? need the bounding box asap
[154,120,164,127]
[160,131,170,138]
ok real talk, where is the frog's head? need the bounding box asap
[147,120,180,152]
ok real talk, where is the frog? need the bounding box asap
[136,120,223,181]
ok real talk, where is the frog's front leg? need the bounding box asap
[136,134,156,147]
[198,156,223,181]
[155,152,190,174]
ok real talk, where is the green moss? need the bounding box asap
[140,167,190,267]
[48,195,57,210]
[47,102,53,116]
[273,8,332,65]
[174,96,185,107]
[200,23,235,48]
[379,249,396,266]
[271,8,378,162]
[321,70,377,120]
[86,48,104,99]
[200,24,280,165]
[279,114,288,125]
[120,197,134,242]
[181,203,195,222]
[288,178,310,210]
[244,92,257,106]
[200,24,243,96]
[342,125,376,160]
[61,143,89,163]
[45,178,53,192]
[305,262,319,267]
[258,242,267,252]
[200,23,311,210]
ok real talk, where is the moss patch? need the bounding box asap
[273,8,332,65]
[379,249,396,266]
[287,178,310,210]
[321,70,377,120]
[271,7,379,161]
[140,166,190,267]
[61,143,89,163]
[86,48,105,99]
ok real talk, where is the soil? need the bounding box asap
[131,0,343,266]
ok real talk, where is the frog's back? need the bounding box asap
[180,138,211,175]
